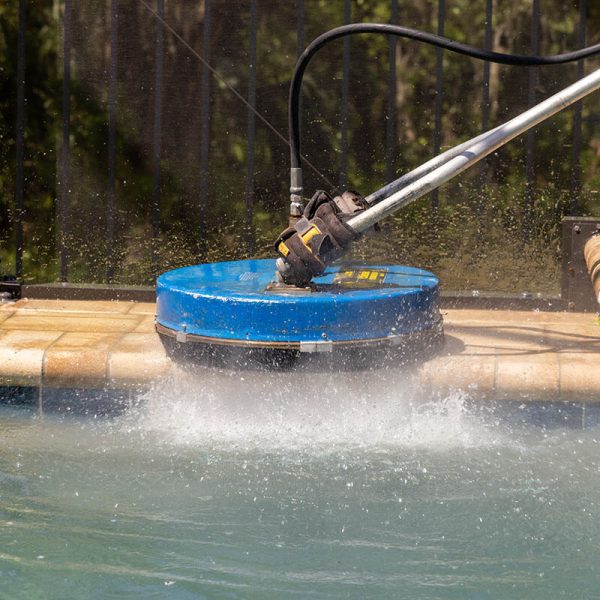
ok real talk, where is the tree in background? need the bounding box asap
[1,0,599,292]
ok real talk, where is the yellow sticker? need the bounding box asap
[301,225,321,245]
[333,268,387,287]
[278,242,290,257]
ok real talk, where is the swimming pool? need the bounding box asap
[1,368,599,598]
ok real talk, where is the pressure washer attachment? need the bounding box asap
[154,20,600,368]
[275,189,368,287]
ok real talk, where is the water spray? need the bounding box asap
[156,24,600,367]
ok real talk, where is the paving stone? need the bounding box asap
[559,353,600,402]
[0,311,13,326]
[1,311,142,333]
[133,315,157,333]
[109,333,171,383]
[43,332,122,386]
[543,324,600,352]
[0,302,599,400]
[14,298,135,313]
[495,353,560,401]
[444,309,597,326]
[127,302,157,315]
[0,330,64,385]
[419,354,496,397]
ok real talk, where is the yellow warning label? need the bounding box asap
[333,268,387,288]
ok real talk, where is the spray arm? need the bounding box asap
[350,66,600,233]
[276,66,600,286]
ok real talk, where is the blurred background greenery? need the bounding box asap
[1,0,599,292]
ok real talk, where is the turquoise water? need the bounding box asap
[1,368,600,599]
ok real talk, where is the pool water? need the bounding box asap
[1,368,600,599]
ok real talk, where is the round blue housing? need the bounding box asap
[156,259,441,351]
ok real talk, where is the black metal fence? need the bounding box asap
[3,0,599,293]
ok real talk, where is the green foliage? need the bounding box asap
[1,0,599,293]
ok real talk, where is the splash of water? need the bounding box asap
[120,365,508,452]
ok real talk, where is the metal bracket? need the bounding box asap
[0,276,21,301]
[299,340,333,353]
[175,325,188,343]
[561,216,600,312]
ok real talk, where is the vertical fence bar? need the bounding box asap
[431,0,445,213]
[477,0,493,224]
[479,0,493,181]
[59,0,72,282]
[244,0,257,252]
[339,0,351,190]
[480,0,493,134]
[295,0,304,60]
[385,0,399,184]
[295,0,304,202]
[107,0,118,282]
[151,0,164,276]
[15,0,26,279]
[570,0,586,214]
[524,0,540,239]
[198,0,212,253]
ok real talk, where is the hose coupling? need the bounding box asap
[274,189,367,286]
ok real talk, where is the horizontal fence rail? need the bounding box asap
[2,0,599,297]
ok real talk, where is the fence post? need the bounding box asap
[59,0,72,282]
[15,0,26,279]
[244,0,258,253]
[431,0,445,214]
[151,0,164,277]
[107,0,118,282]
[570,0,587,213]
[198,0,212,255]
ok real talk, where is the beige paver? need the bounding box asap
[109,333,171,383]
[0,330,64,385]
[0,301,599,399]
[543,323,600,352]
[420,353,496,396]
[445,325,546,353]
[12,298,136,314]
[127,302,157,315]
[43,332,122,386]
[443,309,597,326]
[495,353,560,400]
[559,353,600,401]
[133,315,157,333]
[1,311,142,333]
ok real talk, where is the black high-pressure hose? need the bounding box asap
[276,23,600,286]
[289,23,600,174]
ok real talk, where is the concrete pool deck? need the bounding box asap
[0,298,598,402]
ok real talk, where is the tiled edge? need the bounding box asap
[443,309,599,326]
[42,332,123,387]
[1,311,144,333]
[420,347,600,404]
[0,330,64,387]
[126,302,157,315]
[494,353,560,401]
[543,323,600,352]
[558,353,600,402]
[11,298,135,314]
[418,354,496,399]
[108,333,172,384]
[133,315,157,333]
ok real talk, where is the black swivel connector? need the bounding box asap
[274,190,368,287]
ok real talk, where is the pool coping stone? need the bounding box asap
[0,299,598,402]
